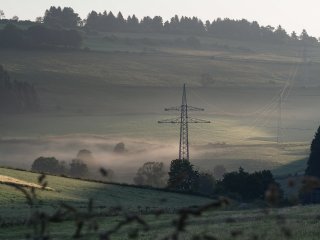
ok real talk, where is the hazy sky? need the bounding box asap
[1,0,319,37]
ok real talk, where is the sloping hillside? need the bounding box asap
[0,167,212,225]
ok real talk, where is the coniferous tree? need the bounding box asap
[167,159,199,192]
[305,126,320,178]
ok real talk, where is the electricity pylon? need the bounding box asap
[158,84,210,160]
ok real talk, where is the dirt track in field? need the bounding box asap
[0,175,54,190]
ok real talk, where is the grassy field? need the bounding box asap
[2,205,320,239]
[1,167,320,240]
[0,167,212,225]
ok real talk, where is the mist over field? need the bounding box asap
[1,85,318,182]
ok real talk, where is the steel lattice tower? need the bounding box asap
[158,84,210,160]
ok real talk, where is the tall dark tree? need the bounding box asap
[274,25,289,42]
[69,159,89,178]
[86,11,99,30]
[117,12,126,31]
[127,14,139,32]
[305,126,320,178]
[167,159,199,192]
[300,29,309,41]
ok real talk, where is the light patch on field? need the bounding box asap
[0,175,54,191]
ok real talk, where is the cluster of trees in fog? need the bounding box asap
[0,65,39,113]
[0,24,82,49]
[31,149,115,180]
[32,156,89,178]
[133,159,278,201]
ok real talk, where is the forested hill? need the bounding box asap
[85,12,318,45]
[42,6,318,45]
[0,6,318,46]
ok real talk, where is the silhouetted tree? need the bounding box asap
[291,31,298,41]
[77,149,95,164]
[134,162,167,187]
[69,159,89,178]
[116,12,126,31]
[167,159,199,192]
[127,14,139,32]
[43,6,81,29]
[31,157,66,174]
[274,25,289,43]
[114,142,126,153]
[305,126,320,178]
[300,29,309,41]
[299,29,318,45]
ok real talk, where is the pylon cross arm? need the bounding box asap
[188,118,211,123]
[158,118,181,124]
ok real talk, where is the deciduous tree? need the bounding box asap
[134,162,166,187]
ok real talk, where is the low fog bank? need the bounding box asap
[0,134,309,183]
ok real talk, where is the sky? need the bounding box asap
[1,0,319,37]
